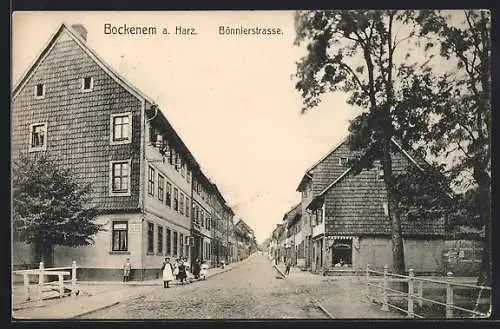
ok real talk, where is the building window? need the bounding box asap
[29,123,47,151]
[110,112,132,145]
[377,164,384,180]
[81,77,94,92]
[179,193,185,215]
[173,231,178,256]
[34,83,45,98]
[187,170,191,183]
[179,233,184,257]
[166,182,172,207]
[148,166,155,196]
[147,222,154,254]
[339,157,349,167]
[181,161,186,178]
[110,160,131,195]
[175,153,181,171]
[200,211,205,228]
[158,226,163,255]
[158,174,165,202]
[173,188,179,211]
[207,217,211,230]
[112,221,128,251]
[166,229,172,255]
[185,198,190,218]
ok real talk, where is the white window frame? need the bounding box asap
[28,122,48,152]
[110,112,132,145]
[339,157,349,166]
[81,77,94,92]
[34,83,45,99]
[109,159,132,196]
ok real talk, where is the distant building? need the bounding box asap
[282,204,303,267]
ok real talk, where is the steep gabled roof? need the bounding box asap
[296,139,346,191]
[283,203,302,229]
[13,22,154,103]
[306,137,439,210]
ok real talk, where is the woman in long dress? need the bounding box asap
[162,257,174,288]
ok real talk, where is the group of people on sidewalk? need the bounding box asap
[122,257,208,287]
[161,257,207,288]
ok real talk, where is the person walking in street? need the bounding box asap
[161,257,174,288]
[123,258,131,282]
[193,258,201,279]
[285,259,291,276]
[177,258,187,284]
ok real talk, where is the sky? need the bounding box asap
[12,11,362,244]
[11,11,472,244]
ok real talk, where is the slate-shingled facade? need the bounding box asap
[12,23,234,280]
[298,138,447,274]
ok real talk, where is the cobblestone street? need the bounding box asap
[79,254,329,319]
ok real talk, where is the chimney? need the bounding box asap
[71,24,88,41]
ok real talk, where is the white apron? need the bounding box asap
[162,263,174,281]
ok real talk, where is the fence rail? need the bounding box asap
[365,264,491,319]
[13,260,79,306]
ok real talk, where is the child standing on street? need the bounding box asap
[177,258,187,284]
[123,258,131,282]
[161,257,174,288]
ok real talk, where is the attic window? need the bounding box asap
[34,83,45,99]
[81,77,94,92]
[377,164,384,179]
[339,157,349,167]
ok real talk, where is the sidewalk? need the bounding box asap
[12,258,248,320]
[272,261,404,319]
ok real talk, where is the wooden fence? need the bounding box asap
[365,264,491,319]
[13,261,79,306]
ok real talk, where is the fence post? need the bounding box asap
[417,280,423,307]
[37,261,44,306]
[23,273,31,301]
[71,260,77,299]
[381,264,389,311]
[366,264,371,302]
[58,274,64,298]
[446,271,454,318]
[408,269,414,318]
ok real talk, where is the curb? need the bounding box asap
[14,257,254,319]
[73,260,247,318]
[273,264,287,279]
[72,301,120,319]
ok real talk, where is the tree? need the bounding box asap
[13,153,103,267]
[294,10,441,275]
[415,10,491,285]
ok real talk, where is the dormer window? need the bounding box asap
[34,83,45,99]
[81,77,94,92]
[339,157,349,167]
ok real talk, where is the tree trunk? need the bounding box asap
[34,239,54,268]
[382,138,406,275]
[475,172,491,286]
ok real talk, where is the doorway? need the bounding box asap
[332,238,353,267]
